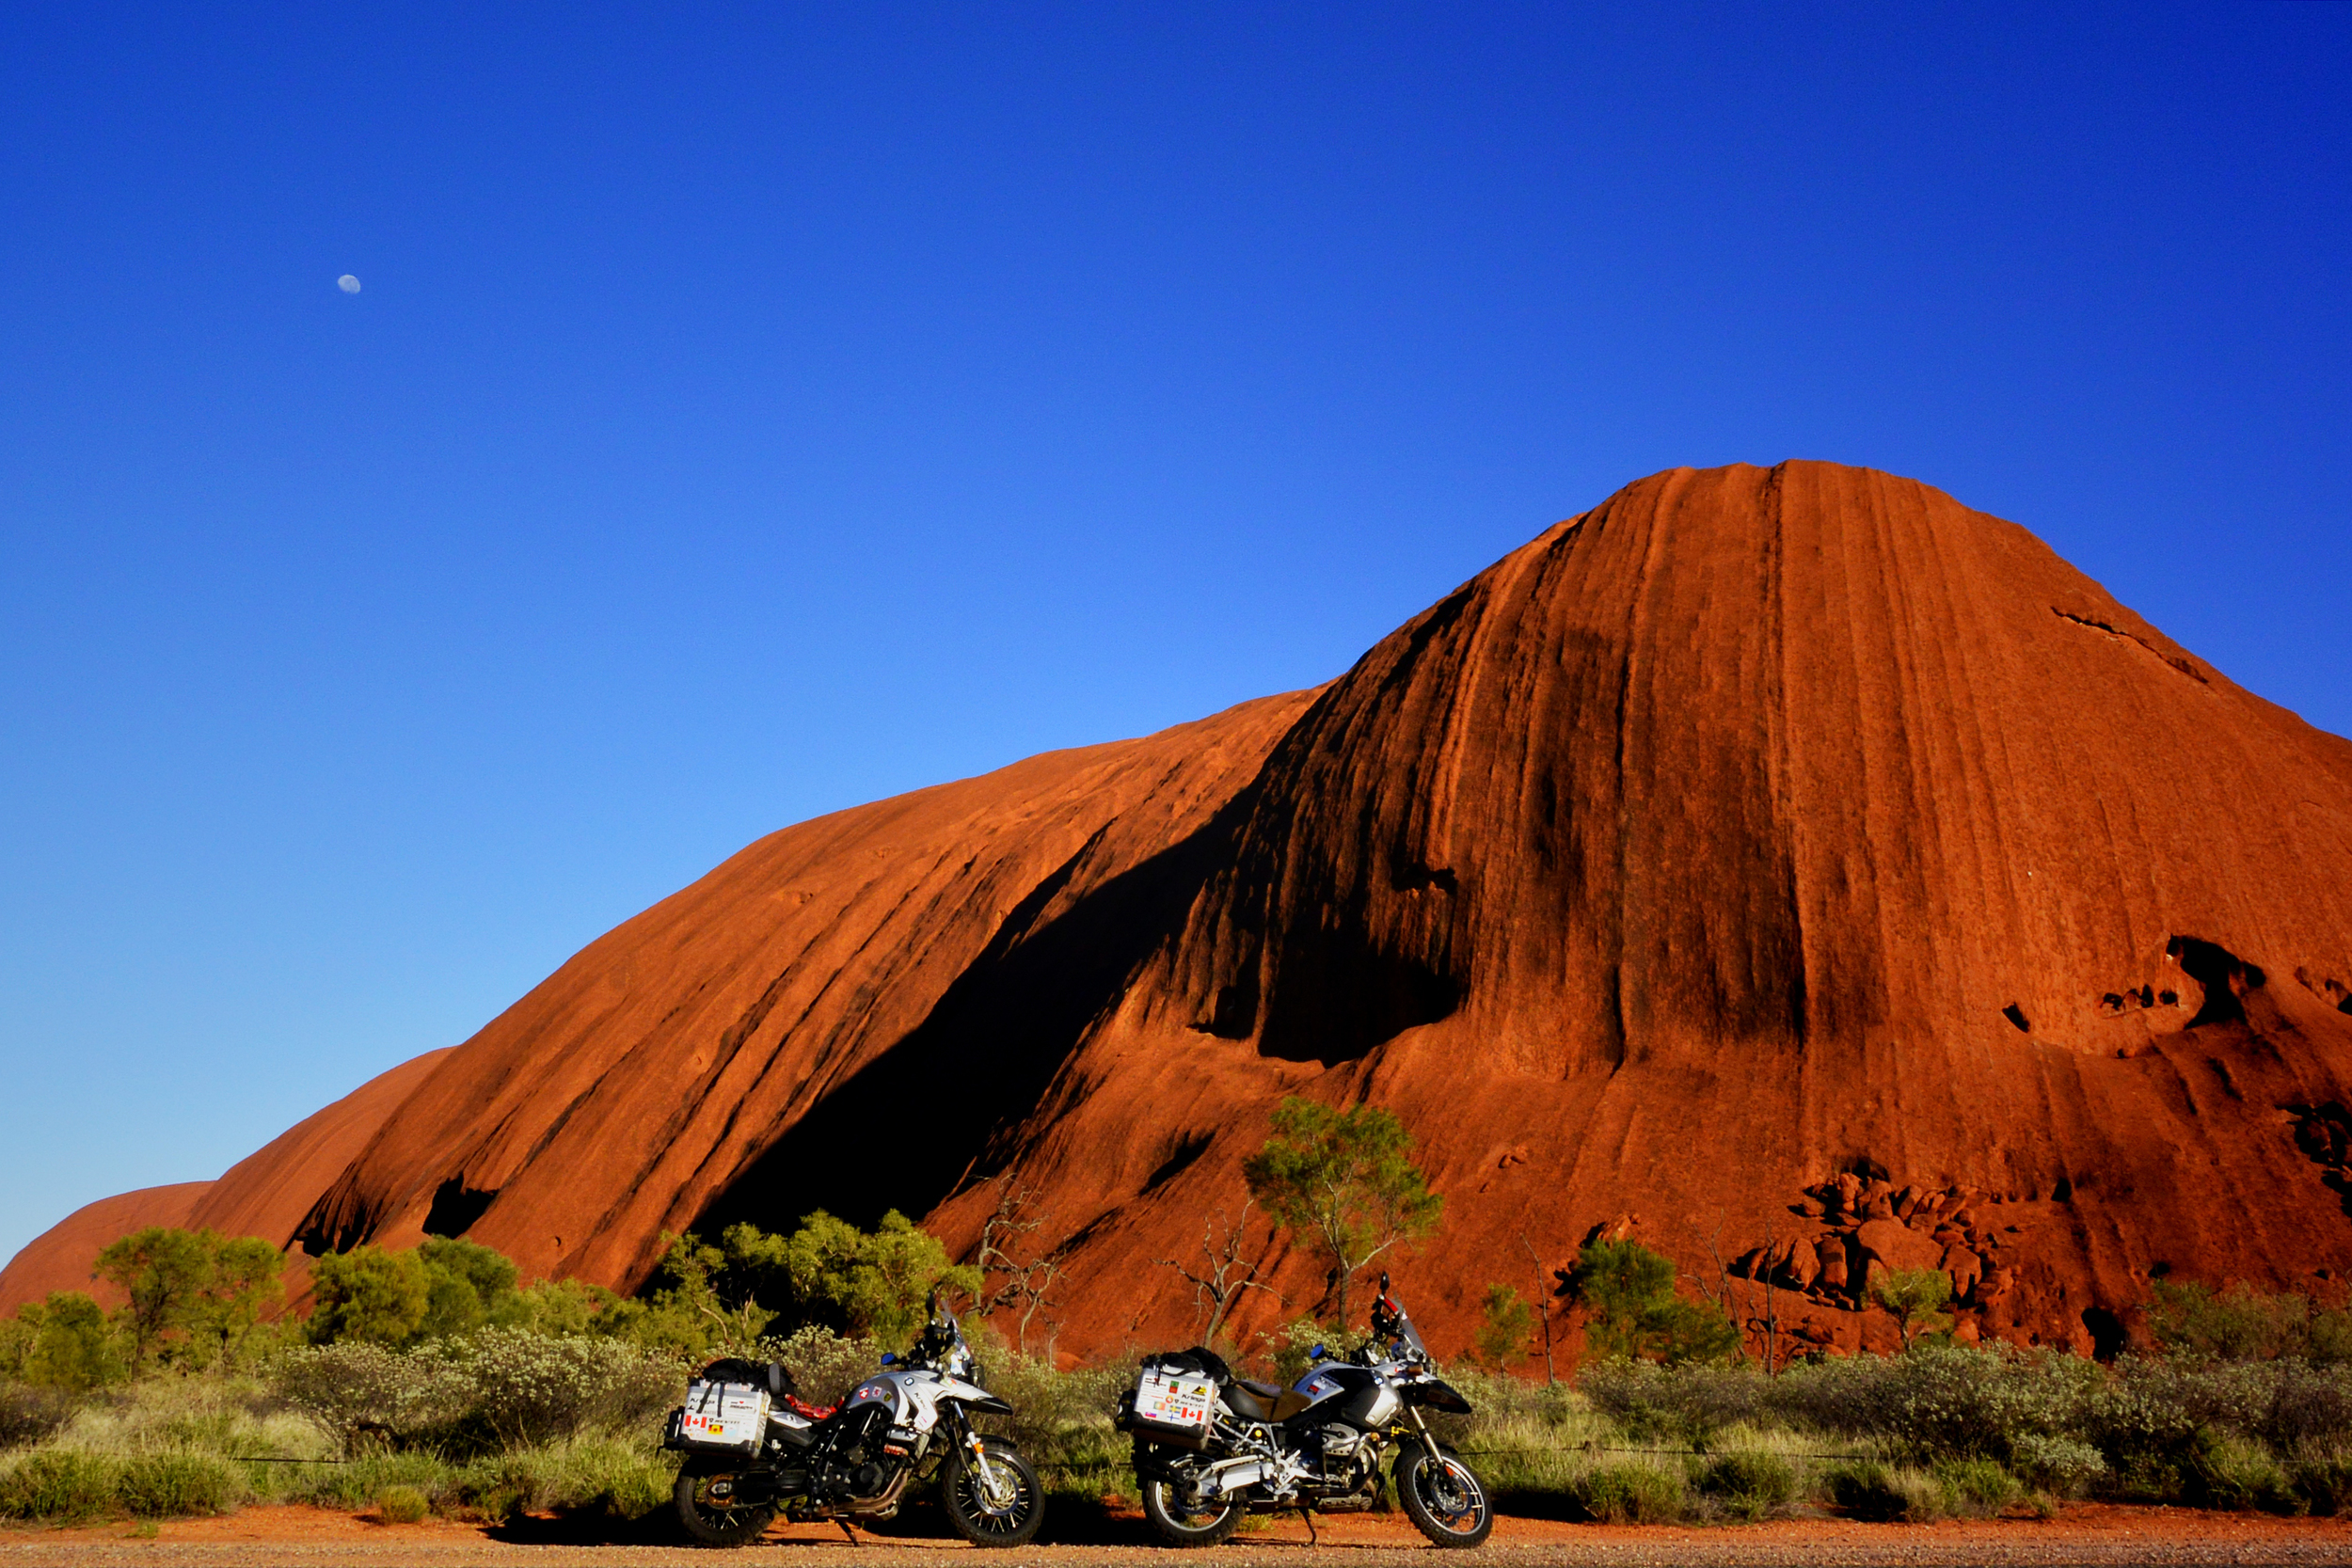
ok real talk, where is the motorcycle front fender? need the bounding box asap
[1402,1379,1472,1415]
[942,1387,1014,1416]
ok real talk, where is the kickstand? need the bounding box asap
[835,1518,860,1547]
[1299,1506,1318,1547]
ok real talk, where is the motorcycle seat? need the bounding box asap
[1223,1378,1312,1422]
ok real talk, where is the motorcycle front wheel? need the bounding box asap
[673,1464,778,1548]
[942,1439,1044,1547]
[1395,1444,1493,1547]
[1140,1476,1244,1547]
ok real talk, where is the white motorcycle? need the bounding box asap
[663,1296,1043,1547]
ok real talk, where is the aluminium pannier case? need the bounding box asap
[1123,1364,1217,1450]
[668,1380,771,1454]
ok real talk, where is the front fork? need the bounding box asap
[946,1405,1004,1495]
[1405,1403,1447,1465]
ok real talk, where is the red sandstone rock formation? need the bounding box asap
[11,463,2352,1360]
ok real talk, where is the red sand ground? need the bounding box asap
[8,1502,2352,1565]
[10,461,2352,1360]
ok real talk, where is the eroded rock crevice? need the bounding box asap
[2283,1101,2352,1218]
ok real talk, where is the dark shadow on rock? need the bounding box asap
[694,790,1261,1234]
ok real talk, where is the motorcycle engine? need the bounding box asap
[1315,1424,1365,1480]
[817,1403,897,1502]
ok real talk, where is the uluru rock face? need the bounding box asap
[13,462,2352,1360]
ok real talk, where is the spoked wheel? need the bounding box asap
[1140,1476,1244,1546]
[673,1465,778,1547]
[942,1439,1044,1547]
[1395,1444,1492,1547]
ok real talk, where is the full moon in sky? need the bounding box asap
[337,275,361,293]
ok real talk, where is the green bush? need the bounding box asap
[1932,1456,2022,1516]
[452,1439,675,1522]
[0,1449,122,1522]
[117,1451,244,1517]
[375,1483,429,1523]
[2188,1433,2299,1513]
[763,1323,880,1408]
[1565,1241,1738,1365]
[2289,1448,2352,1514]
[1821,1459,1949,1521]
[1693,1450,1796,1520]
[1565,1460,1686,1522]
[1578,1358,1762,1443]
[274,1328,676,1455]
[0,1383,73,1449]
[2009,1431,2106,1497]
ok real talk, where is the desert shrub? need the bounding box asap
[2288,1448,2352,1514]
[273,1340,433,1449]
[1773,1341,2097,1461]
[976,1348,1128,1493]
[1261,1318,1345,1384]
[275,1330,676,1454]
[2009,1431,2106,1497]
[278,1451,454,1513]
[1932,1456,2022,1516]
[763,1323,879,1408]
[0,1449,122,1521]
[309,1247,435,1347]
[2266,1360,2352,1447]
[376,1483,430,1523]
[1579,1357,1762,1443]
[1693,1449,1796,1520]
[454,1438,675,1521]
[116,1450,244,1516]
[2186,1433,2299,1513]
[1475,1286,1534,1370]
[1821,1459,1948,1521]
[0,1383,74,1449]
[419,1329,676,1450]
[1565,1458,1686,1522]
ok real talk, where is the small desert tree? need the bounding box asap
[1243,1097,1442,1331]
[751,1211,980,1347]
[1475,1283,1534,1370]
[95,1227,215,1365]
[1870,1267,1954,1351]
[4,1291,125,1390]
[1565,1238,1740,1365]
[308,1244,434,1346]
[973,1178,1073,1356]
[1158,1200,1281,1350]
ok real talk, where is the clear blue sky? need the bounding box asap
[4,4,2347,1267]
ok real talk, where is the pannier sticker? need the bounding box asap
[1134,1370,1214,1429]
[675,1380,770,1451]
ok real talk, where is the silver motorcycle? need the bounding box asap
[1116,1274,1493,1547]
[664,1295,1043,1547]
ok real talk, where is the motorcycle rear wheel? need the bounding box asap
[942,1439,1044,1547]
[1140,1477,1244,1546]
[673,1465,778,1547]
[1395,1445,1493,1547]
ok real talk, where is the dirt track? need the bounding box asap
[8,1505,2352,1567]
